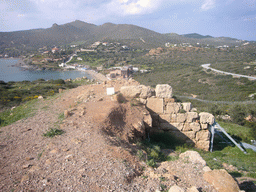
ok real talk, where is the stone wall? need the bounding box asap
[120,84,215,151]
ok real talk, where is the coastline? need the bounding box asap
[84,69,108,82]
[1,58,108,82]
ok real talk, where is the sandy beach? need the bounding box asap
[85,69,108,82]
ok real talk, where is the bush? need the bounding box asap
[229,105,246,125]
[244,121,256,140]
[146,159,157,167]
[52,79,65,84]
[43,128,64,137]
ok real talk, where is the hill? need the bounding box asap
[0,20,250,52]
[183,33,213,39]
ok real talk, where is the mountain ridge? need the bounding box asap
[0,20,251,51]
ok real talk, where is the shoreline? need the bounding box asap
[1,58,108,83]
[84,69,108,82]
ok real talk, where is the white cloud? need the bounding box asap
[105,0,163,16]
[17,14,25,17]
[201,0,216,11]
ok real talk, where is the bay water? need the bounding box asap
[0,59,92,82]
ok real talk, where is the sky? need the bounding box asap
[0,0,256,41]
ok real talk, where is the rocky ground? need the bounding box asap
[0,79,251,192]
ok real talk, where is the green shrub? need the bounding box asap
[146,159,157,167]
[229,105,246,125]
[43,128,64,137]
[52,79,65,84]
[136,150,146,161]
[244,121,256,140]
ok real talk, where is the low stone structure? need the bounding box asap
[146,95,214,151]
[120,84,215,151]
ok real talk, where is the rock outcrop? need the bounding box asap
[179,151,206,166]
[203,169,240,192]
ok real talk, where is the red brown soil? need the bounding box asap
[0,79,234,191]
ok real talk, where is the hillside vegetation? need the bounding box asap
[0,20,251,57]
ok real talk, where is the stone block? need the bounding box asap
[170,122,184,131]
[190,122,201,132]
[140,85,155,99]
[155,84,173,98]
[170,114,177,123]
[183,131,196,140]
[183,122,200,132]
[159,114,171,123]
[203,169,240,192]
[160,123,181,131]
[195,140,210,151]
[120,86,141,98]
[160,122,185,131]
[146,97,164,113]
[182,102,192,112]
[201,123,208,130]
[196,130,210,141]
[183,122,192,131]
[176,113,187,123]
[199,112,215,125]
[187,112,199,122]
[166,103,181,114]
[164,98,175,104]
[169,131,188,142]
[120,85,154,99]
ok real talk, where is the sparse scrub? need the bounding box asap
[0,99,37,127]
[43,128,64,137]
[0,79,78,109]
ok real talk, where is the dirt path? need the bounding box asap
[0,79,234,192]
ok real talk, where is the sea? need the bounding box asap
[0,58,92,82]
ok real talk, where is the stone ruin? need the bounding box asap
[120,84,215,151]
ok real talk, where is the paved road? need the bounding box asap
[201,63,256,80]
[176,95,256,104]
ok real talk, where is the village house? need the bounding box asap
[80,48,95,52]
[52,47,59,53]
[91,41,101,48]
[42,51,50,55]
[121,66,133,78]
[109,69,122,79]
[102,42,109,46]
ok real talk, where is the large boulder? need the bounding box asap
[203,169,240,192]
[199,112,215,125]
[179,150,206,166]
[168,185,184,192]
[120,85,154,99]
[155,84,173,98]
